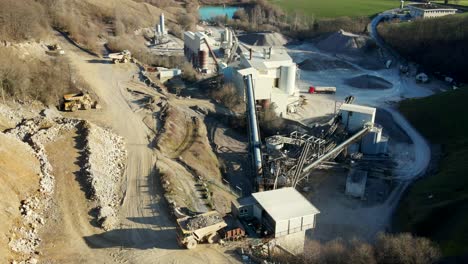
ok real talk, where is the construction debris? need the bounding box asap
[5,113,79,261]
[84,122,127,230]
[185,213,224,231]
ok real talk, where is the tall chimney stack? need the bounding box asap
[160,13,165,35]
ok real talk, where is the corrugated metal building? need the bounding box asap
[232,187,320,238]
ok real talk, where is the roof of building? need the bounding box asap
[234,195,257,207]
[242,48,294,71]
[252,187,319,221]
[340,103,376,115]
[409,3,457,10]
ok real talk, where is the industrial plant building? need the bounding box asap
[183,31,217,72]
[232,48,298,115]
[408,3,457,18]
[232,187,319,254]
[339,103,388,155]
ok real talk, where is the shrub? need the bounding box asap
[0,0,49,41]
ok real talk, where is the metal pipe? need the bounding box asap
[245,74,262,175]
[302,125,371,174]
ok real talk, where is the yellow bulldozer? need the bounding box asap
[61,92,98,112]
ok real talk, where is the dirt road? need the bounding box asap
[56,35,238,263]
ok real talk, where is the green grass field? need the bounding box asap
[270,0,400,18]
[396,87,468,256]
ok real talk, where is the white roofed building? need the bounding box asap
[231,47,298,115]
[232,187,319,254]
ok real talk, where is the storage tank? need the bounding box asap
[224,28,229,42]
[198,50,208,70]
[279,64,296,95]
[266,136,284,151]
[160,13,165,34]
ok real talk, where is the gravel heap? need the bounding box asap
[344,74,393,90]
[316,29,370,55]
[298,57,356,72]
[185,213,223,231]
[84,122,127,230]
[0,104,24,125]
[5,113,78,262]
[2,104,128,261]
[238,32,288,46]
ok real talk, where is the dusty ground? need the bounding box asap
[39,128,114,263]
[0,134,41,262]
[280,33,440,242]
[42,32,241,263]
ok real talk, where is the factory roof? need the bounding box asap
[340,103,376,115]
[184,31,207,40]
[252,187,319,221]
[243,48,294,71]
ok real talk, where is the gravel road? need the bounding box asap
[57,34,238,263]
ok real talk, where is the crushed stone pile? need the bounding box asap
[345,74,393,90]
[4,111,79,262]
[238,32,288,46]
[0,104,24,125]
[84,122,127,230]
[315,29,371,55]
[299,57,356,71]
[185,214,223,231]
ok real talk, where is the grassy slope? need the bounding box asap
[270,0,398,17]
[397,87,468,256]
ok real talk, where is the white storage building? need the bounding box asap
[232,187,319,238]
[339,104,376,133]
[408,4,457,18]
[231,48,298,115]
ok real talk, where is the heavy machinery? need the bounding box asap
[61,92,96,112]
[176,211,227,249]
[108,50,132,63]
[46,44,65,56]
[308,86,337,94]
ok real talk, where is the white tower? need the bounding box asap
[160,13,165,35]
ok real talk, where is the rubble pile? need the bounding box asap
[84,122,127,230]
[0,104,24,125]
[4,113,78,262]
[185,214,223,231]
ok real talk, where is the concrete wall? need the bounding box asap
[270,88,289,115]
[273,230,306,255]
[253,76,275,100]
[274,214,316,237]
[253,204,262,220]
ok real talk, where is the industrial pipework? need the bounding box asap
[244,74,263,183]
[301,124,372,174]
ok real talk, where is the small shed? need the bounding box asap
[232,188,320,238]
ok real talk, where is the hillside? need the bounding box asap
[270,0,397,18]
[396,87,468,256]
[378,13,468,82]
